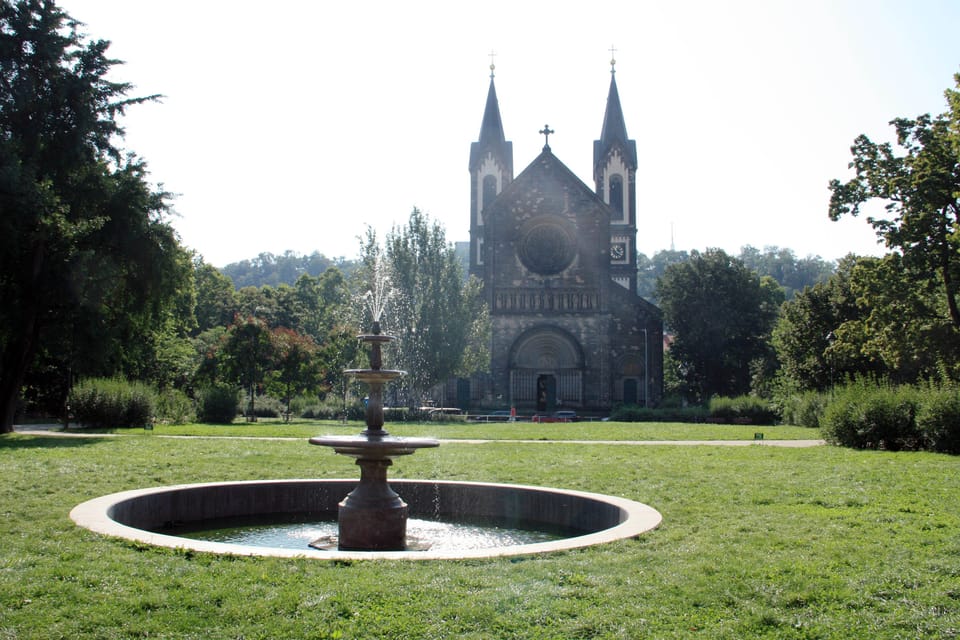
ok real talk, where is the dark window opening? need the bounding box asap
[481,175,498,222]
[610,175,624,221]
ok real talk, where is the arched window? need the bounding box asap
[609,175,624,221]
[481,175,498,224]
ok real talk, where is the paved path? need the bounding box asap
[11,425,825,447]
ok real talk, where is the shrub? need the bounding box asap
[244,395,282,419]
[285,394,316,419]
[609,404,709,423]
[708,395,779,425]
[779,390,829,428]
[821,381,921,451]
[302,399,365,421]
[916,386,960,454]
[385,407,412,422]
[155,388,196,425]
[69,377,156,428]
[198,385,239,424]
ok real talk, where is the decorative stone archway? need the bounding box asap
[508,327,584,410]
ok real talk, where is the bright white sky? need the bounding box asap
[59,0,960,267]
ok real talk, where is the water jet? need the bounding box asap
[71,284,661,558]
[308,319,439,550]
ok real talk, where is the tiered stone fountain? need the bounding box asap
[309,321,438,551]
[69,264,662,559]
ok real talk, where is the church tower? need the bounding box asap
[593,55,638,293]
[469,62,513,278]
[453,57,663,415]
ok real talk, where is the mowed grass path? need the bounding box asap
[1,426,958,639]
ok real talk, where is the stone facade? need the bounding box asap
[448,66,662,415]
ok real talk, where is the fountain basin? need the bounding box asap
[71,479,662,560]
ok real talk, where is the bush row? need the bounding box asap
[820,381,960,454]
[609,404,709,423]
[68,379,371,427]
[707,395,779,425]
[610,395,777,425]
[68,378,960,455]
[69,378,196,428]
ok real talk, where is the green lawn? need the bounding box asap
[1,429,957,639]
[84,419,820,442]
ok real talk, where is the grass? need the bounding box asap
[72,419,820,442]
[1,427,958,638]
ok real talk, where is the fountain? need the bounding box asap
[308,320,438,551]
[69,260,662,559]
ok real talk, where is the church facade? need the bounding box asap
[455,62,663,415]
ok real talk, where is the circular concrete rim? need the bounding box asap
[70,479,662,561]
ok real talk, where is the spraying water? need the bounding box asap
[364,252,393,324]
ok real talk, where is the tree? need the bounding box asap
[829,72,960,330]
[839,254,960,383]
[738,245,834,300]
[193,258,237,334]
[292,269,350,341]
[291,268,356,399]
[774,254,960,392]
[772,255,866,392]
[636,249,689,303]
[220,316,274,421]
[656,249,783,402]
[0,1,189,430]
[235,286,282,328]
[266,327,320,421]
[361,209,490,404]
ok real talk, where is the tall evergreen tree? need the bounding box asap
[0,1,189,429]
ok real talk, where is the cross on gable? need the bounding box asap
[539,124,554,149]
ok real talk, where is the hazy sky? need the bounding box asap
[58,0,960,267]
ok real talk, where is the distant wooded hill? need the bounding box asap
[637,246,836,303]
[221,246,836,301]
[221,251,359,289]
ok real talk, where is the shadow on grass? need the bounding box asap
[0,434,104,450]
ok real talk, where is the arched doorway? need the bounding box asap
[508,327,584,411]
[618,355,645,406]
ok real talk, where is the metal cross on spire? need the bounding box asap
[488,50,496,78]
[609,45,617,74]
[539,124,554,150]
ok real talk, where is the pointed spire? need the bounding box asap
[478,75,506,146]
[594,60,637,170]
[599,73,630,154]
[470,64,512,173]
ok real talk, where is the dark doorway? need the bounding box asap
[537,375,556,413]
[623,378,638,405]
[456,378,471,410]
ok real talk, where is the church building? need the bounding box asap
[463,59,664,415]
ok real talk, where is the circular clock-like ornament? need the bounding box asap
[517,217,576,275]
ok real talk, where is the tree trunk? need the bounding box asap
[0,322,38,433]
[938,212,960,330]
[942,266,960,330]
[1,243,46,433]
